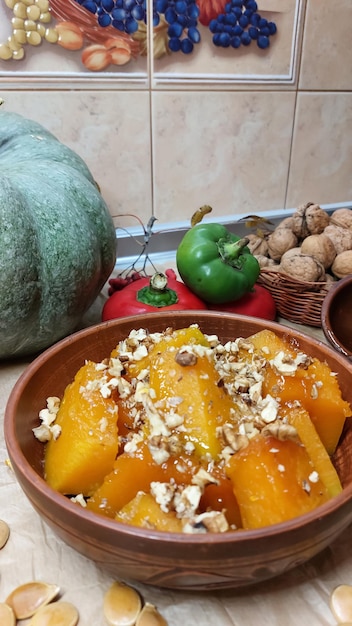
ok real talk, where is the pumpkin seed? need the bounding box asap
[0,519,10,549]
[6,582,60,619]
[103,581,142,626]
[0,602,16,626]
[136,602,168,626]
[330,584,352,623]
[27,601,79,626]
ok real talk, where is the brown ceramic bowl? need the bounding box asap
[4,311,352,591]
[321,275,352,359]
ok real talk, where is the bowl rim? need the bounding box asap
[321,275,352,357]
[5,311,352,545]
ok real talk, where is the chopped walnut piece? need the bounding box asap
[33,396,61,442]
[191,468,219,489]
[184,510,229,534]
[262,420,299,442]
[175,350,197,367]
[270,350,313,376]
[221,424,249,452]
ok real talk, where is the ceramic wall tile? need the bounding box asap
[287,92,352,207]
[0,91,153,226]
[151,90,295,224]
[152,0,304,87]
[0,1,148,86]
[299,0,352,90]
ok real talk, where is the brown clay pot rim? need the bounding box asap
[5,311,352,545]
[321,276,352,358]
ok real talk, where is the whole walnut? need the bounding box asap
[300,233,336,269]
[246,233,269,256]
[280,247,302,261]
[267,226,298,262]
[281,252,325,282]
[330,208,352,231]
[255,254,276,268]
[331,250,352,278]
[324,224,352,254]
[291,203,330,239]
[278,216,294,229]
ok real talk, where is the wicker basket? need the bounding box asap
[257,268,329,327]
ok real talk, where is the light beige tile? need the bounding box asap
[287,93,352,207]
[0,3,147,78]
[299,0,352,90]
[153,14,291,83]
[152,91,295,224]
[152,0,301,85]
[0,91,152,226]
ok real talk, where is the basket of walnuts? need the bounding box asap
[250,203,352,327]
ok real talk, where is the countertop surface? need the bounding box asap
[0,290,351,626]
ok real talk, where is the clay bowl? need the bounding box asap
[321,275,352,359]
[4,311,352,591]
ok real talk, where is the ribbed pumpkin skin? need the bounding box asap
[0,111,117,358]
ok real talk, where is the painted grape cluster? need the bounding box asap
[75,0,276,54]
[209,0,277,49]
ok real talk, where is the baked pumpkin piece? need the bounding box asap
[226,434,331,529]
[199,467,242,528]
[44,361,119,496]
[247,329,350,454]
[124,326,235,459]
[115,492,184,532]
[285,405,342,497]
[86,443,200,518]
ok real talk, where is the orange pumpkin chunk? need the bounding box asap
[200,469,242,528]
[44,361,119,496]
[126,326,234,459]
[87,442,199,518]
[226,434,330,529]
[115,492,183,532]
[125,325,210,376]
[285,405,342,497]
[248,329,350,454]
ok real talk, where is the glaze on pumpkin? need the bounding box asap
[0,111,116,358]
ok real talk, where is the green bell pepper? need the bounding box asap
[176,222,260,304]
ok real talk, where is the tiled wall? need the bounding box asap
[0,0,351,231]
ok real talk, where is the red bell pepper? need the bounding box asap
[102,269,207,321]
[208,284,276,321]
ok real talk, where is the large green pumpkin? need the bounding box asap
[0,110,117,359]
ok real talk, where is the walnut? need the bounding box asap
[281,252,325,282]
[280,247,302,261]
[262,420,299,442]
[324,224,352,254]
[278,216,294,229]
[267,226,298,262]
[255,254,270,268]
[300,233,337,269]
[221,424,249,452]
[246,233,269,256]
[175,350,197,366]
[330,207,352,231]
[291,203,330,239]
[331,250,352,279]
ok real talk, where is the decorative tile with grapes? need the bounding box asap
[0,0,302,82]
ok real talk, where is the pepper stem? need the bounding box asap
[137,272,178,307]
[218,237,250,266]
